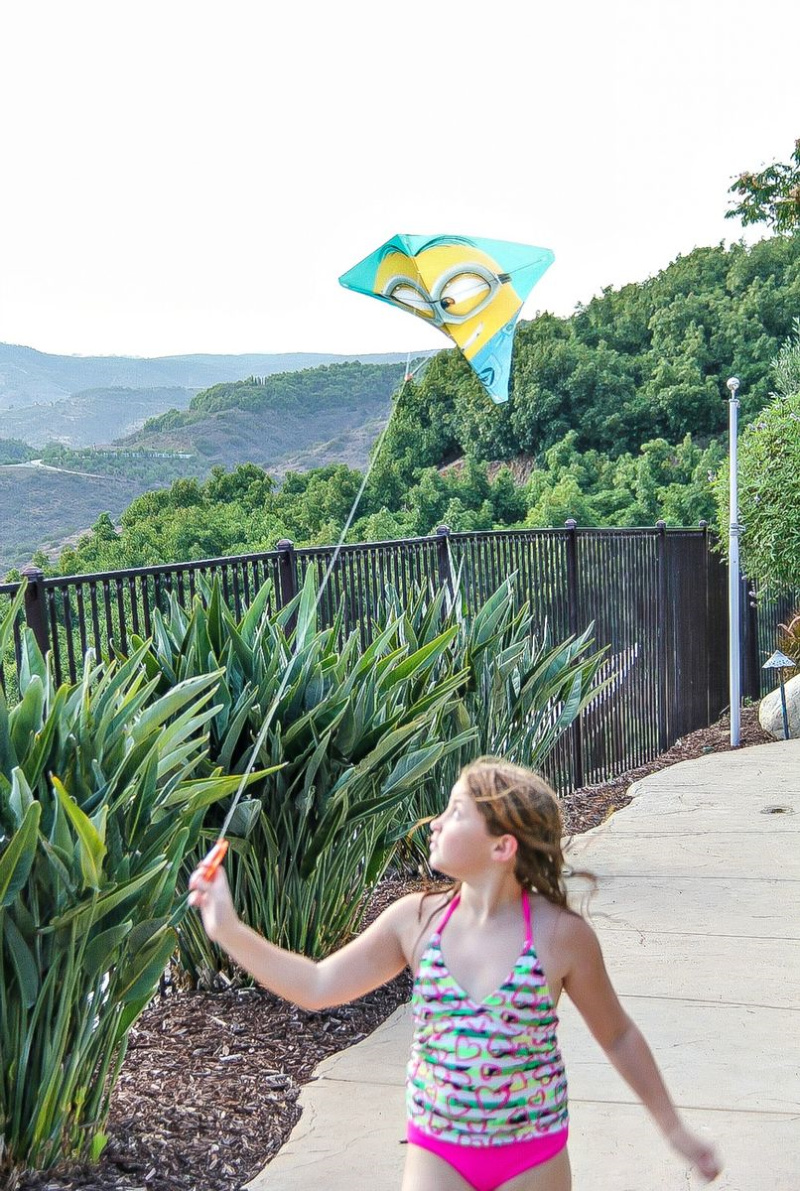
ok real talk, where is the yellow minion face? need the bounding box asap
[375,243,522,362]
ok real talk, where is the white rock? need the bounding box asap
[759,671,800,739]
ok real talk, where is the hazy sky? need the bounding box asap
[1,0,798,360]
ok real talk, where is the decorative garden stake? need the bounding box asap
[762,650,796,739]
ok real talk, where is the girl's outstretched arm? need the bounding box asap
[188,865,413,1010]
[560,914,722,1183]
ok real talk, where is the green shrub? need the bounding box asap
[0,589,266,1173]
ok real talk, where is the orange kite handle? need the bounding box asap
[199,839,229,881]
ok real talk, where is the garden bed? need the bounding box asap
[16,707,772,1191]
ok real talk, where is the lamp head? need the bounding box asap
[726,376,740,395]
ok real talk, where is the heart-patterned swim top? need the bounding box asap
[406,889,568,1146]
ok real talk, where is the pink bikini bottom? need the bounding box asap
[406,1122,569,1191]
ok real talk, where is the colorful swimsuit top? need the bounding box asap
[406,889,568,1147]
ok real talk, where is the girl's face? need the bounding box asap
[429,779,499,877]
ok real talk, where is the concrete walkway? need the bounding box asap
[248,740,800,1191]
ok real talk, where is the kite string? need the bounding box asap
[214,358,430,840]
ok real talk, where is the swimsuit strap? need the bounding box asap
[522,887,533,948]
[435,892,460,937]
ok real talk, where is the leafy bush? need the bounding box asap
[715,337,800,591]
[0,589,263,1173]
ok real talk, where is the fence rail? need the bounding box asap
[1,524,796,793]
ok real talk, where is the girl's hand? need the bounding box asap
[667,1122,722,1182]
[188,861,238,943]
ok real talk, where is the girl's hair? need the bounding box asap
[460,756,568,908]
[418,757,573,938]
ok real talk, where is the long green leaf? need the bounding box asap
[2,911,40,1008]
[116,928,178,1004]
[53,777,107,890]
[0,801,41,907]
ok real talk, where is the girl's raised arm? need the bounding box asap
[188,865,414,1010]
[560,913,722,1183]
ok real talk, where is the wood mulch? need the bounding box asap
[14,707,773,1191]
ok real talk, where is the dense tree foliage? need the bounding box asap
[386,235,800,470]
[38,444,197,484]
[727,138,800,235]
[140,360,405,432]
[0,438,36,464]
[715,322,800,590]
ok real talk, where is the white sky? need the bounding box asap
[1,0,798,359]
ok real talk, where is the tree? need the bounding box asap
[726,139,800,234]
[715,325,800,589]
[772,317,800,400]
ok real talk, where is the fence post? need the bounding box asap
[564,520,584,789]
[275,540,298,630]
[21,566,49,656]
[699,521,712,726]
[655,520,669,752]
[435,525,453,595]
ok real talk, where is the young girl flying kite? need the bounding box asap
[189,757,722,1190]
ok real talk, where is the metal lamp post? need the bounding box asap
[727,376,741,747]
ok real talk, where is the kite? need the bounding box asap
[339,234,554,403]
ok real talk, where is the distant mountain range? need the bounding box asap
[0,342,414,410]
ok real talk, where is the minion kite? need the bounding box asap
[339,234,554,402]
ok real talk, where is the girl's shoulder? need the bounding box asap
[383,887,452,969]
[532,890,595,926]
[531,894,600,980]
[389,887,452,929]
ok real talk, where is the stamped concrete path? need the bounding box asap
[249,739,800,1191]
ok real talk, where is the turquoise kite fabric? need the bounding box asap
[339,234,554,402]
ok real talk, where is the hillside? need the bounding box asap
[0,343,415,409]
[0,386,197,448]
[0,465,144,571]
[120,361,406,469]
[271,416,390,477]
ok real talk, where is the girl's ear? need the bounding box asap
[492,834,518,863]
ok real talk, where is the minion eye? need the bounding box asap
[387,282,437,320]
[439,273,493,318]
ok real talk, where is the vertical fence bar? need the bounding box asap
[699,521,711,726]
[564,520,584,789]
[276,540,297,605]
[655,520,669,752]
[435,525,453,596]
[743,579,761,701]
[276,540,297,632]
[21,566,49,656]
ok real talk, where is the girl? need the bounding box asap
[189,758,722,1190]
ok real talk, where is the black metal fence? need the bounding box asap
[0,523,795,793]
